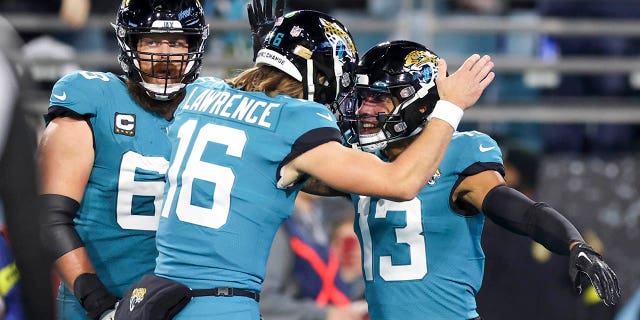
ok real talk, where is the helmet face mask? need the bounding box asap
[255,11,358,107]
[114,0,209,100]
[340,40,440,152]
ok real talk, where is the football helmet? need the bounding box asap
[255,10,358,107]
[341,40,440,152]
[114,0,209,100]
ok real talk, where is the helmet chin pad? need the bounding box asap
[140,82,185,100]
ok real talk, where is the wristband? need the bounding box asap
[426,100,464,130]
[74,273,117,319]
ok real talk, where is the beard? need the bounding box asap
[126,79,185,120]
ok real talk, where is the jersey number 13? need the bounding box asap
[358,197,428,281]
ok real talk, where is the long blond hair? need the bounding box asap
[226,65,304,99]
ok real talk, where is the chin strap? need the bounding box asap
[306,59,315,101]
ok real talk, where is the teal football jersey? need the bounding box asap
[48,71,171,297]
[352,131,504,320]
[155,77,342,293]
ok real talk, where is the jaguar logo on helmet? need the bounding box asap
[403,50,438,84]
[404,50,438,69]
[319,18,356,59]
[129,287,147,311]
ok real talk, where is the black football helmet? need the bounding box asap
[113,0,209,100]
[255,10,358,107]
[341,40,440,152]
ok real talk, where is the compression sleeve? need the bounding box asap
[481,185,584,255]
[40,194,85,260]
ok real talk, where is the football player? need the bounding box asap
[332,40,621,319]
[37,1,209,319]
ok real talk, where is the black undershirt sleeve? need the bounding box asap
[481,185,584,255]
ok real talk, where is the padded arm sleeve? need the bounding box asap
[481,185,584,255]
[40,194,84,260]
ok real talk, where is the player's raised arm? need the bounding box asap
[247,0,285,61]
[290,53,494,200]
[457,170,621,306]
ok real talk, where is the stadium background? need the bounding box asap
[1,0,639,319]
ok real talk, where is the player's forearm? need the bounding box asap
[55,248,118,319]
[390,117,454,200]
[40,193,101,292]
[54,247,97,290]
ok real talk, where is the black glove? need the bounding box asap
[74,273,118,319]
[247,0,285,61]
[569,242,621,306]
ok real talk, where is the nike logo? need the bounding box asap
[577,252,592,264]
[53,91,67,101]
[479,144,495,152]
[316,112,333,121]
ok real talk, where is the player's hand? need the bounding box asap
[74,273,118,319]
[569,242,621,306]
[435,54,495,110]
[247,0,285,61]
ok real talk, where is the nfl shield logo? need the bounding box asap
[290,26,303,37]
